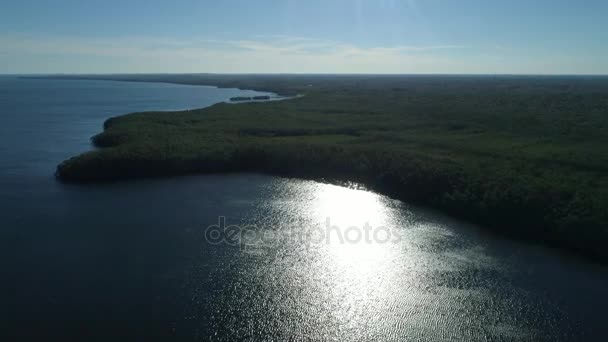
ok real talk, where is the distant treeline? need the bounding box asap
[52,74,608,263]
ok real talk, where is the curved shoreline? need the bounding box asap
[57,157,607,265]
[22,75,299,97]
[52,75,608,264]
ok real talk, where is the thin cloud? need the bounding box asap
[0,33,464,59]
[1,33,601,74]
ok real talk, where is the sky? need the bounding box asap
[1,0,607,74]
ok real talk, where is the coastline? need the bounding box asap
[51,74,608,264]
[21,74,299,97]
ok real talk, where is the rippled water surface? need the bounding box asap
[2,76,608,341]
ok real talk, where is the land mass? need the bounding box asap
[40,74,608,262]
[230,95,271,101]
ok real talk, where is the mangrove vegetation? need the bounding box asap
[49,74,608,262]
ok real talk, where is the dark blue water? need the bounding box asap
[1,76,608,341]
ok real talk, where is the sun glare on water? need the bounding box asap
[312,183,396,264]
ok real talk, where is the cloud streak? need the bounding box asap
[0,34,464,57]
[0,33,603,74]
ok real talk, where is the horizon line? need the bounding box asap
[5,72,608,77]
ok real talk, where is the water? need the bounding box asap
[1,76,607,341]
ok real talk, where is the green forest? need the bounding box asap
[51,75,608,262]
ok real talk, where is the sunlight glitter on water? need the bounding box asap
[203,178,575,341]
[308,183,402,285]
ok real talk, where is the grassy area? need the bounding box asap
[51,74,608,262]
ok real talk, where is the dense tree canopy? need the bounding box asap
[52,75,608,262]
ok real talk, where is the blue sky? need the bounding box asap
[1,0,607,74]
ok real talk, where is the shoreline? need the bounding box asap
[50,74,608,264]
[56,154,607,266]
[20,75,299,97]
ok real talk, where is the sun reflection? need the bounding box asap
[296,182,407,337]
[310,183,399,278]
[231,178,526,340]
[313,183,388,228]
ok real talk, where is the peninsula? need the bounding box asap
[48,74,608,262]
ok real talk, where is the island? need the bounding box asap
[230,95,272,101]
[49,74,608,263]
[230,96,252,101]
